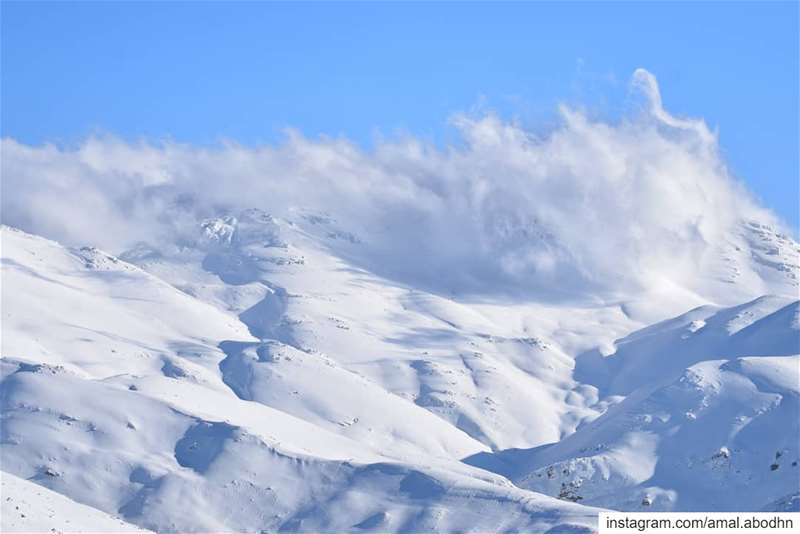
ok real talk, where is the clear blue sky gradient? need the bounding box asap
[2,1,798,228]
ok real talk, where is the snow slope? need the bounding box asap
[458,296,799,512]
[1,225,603,533]
[0,204,798,531]
[1,471,151,533]
[514,351,799,511]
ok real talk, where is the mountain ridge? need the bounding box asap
[1,213,798,530]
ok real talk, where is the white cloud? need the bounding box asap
[0,70,782,299]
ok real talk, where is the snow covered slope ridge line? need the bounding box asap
[2,69,797,302]
[1,225,605,533]
[574,294,800,396]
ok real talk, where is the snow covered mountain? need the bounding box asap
[1,224,604,532]
[1,203,797,532]
[1,70,798,532]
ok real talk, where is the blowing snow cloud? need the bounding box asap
[0,70,783,300]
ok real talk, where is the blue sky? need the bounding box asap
[2,1,798,228]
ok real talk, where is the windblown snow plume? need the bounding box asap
[0,70,789,299]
